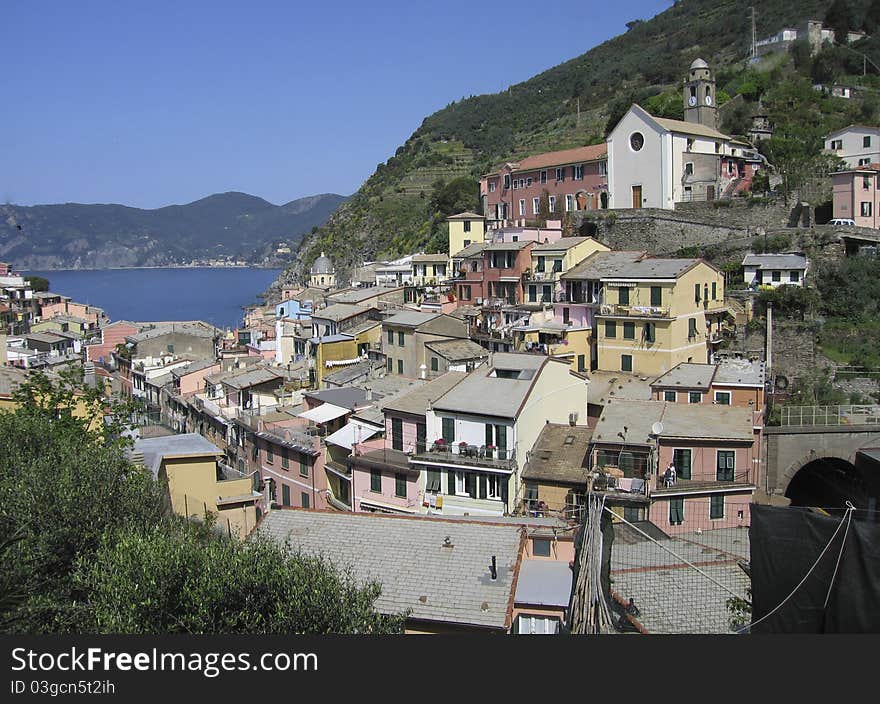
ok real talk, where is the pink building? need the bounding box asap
[591,399,759,535]
[85,320,139,364]
[40,299,107,329]
[480,144,609,221]
[832,164,880,227]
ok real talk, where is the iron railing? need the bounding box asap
[778,405,880,427]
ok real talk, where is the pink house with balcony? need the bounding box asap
[348,372,467,515]
[480,144,609,221]
[40,298,107,330]
[591,399,759,535]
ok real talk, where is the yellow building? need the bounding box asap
[134,433,261,538]
[562,251,726,377]
[447,212,486,257]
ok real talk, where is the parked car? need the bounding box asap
[829,218,856,226]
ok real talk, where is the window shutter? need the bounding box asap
[478,475,487,500]
[447,470,457,494]
[501,477,509,505]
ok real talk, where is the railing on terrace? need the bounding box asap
[778,405,880,427]
[654,469,752,492]
[413,441,517,471]
[597,303,672,318]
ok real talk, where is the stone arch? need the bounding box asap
[778,449,851,497]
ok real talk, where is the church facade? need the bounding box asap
[606,59,756,210]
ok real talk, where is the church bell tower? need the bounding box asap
[683,58,718,130]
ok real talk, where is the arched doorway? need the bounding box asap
[785,457,869,513]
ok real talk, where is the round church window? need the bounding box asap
[630,132,644,151]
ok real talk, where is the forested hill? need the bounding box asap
[279,0,841,288]
[0,192,347,270]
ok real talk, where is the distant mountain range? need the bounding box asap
[0,191,348,270]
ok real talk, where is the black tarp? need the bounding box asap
[749,505,880,633]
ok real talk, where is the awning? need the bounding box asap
[297,403,350,424]
[357,497,418,514]
[325,422,379,450]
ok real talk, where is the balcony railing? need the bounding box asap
[653,469,752,492]
[596,303,671,318]
[412,441,517,471]
[778,405,880,427]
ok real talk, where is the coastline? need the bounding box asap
[23,264,285,273]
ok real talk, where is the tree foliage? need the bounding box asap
[23,275,49,292]
[0,372,403,634]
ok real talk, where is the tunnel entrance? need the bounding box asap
[785,457,870,515]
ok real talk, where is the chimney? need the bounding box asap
[489,555,497,580]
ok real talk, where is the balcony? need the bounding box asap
[596,303,671,319]
[652,469,754,494]
[525,270,562,283]
[411,441,517,472]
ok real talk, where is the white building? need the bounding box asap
[824,125,880,169]
[742,253,809,288]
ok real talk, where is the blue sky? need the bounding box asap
[2,1,672,208]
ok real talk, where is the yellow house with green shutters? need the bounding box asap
[447,212,485,257]
[561,251,727,377]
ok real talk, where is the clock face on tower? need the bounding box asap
[688,95,697,107]
[704,94,713,106]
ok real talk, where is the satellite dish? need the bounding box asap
[651,421,664,436]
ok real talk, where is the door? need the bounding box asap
[707,185,715,201]
[631,185,642,208]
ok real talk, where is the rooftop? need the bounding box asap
[205,366,285,390]
[592,400,755,446]
[133,433,222,479]
[431,353,551,419]
[412,253,450,263]
[310,303,372,322]
[521,423,592,484]
[303,386,368,410]
[0,366,29,398]
[381,372,467,417]
[532,236,601,252]
[451,242,488,259]
[489,144,607,175]
[741,253,808,269]
[514,559,574,608]
[327,287,394,304]
[257,509,523,629]
[424,338,489,362]
[652,359,766,390]
[587,371,654,405]
[447,211,484,220]
[383,311,439,328]
[171,358,219,378]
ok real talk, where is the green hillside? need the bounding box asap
[281,0,870,286]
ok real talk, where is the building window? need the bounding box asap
[398,331,405,346]
[556,167,565,182]
[717,450,735,481]
[694,283,701,303]
[519,199,525,216]
[387,329,394,344]
[386,357,393,372]
[442,417,455,444]
[689,391,702,404]
[621,354,633,372]
[299,457,309,477]
[512,180,518,190]
[430,356,438,372]
[391,417,403,451]
[574,164,584,180]
[862,202,873,217]
[395,473,407,498]
[461,285,471,301]
[790,271,800,283]
[684,162,694,176]
[463,220,472,233]
[619,287,630,305]
[772,270,781,282]
[623,322,635,340]
[565,194,573,212]
[630,132,645,151]
[487,474,502,500]
[864,176,871,190]
[548,196,556,211]
[599,161,608,175]
[527,177,533,186]
[540,170,547,184]
[688,318,697,339]
[281,484,291,507]
[669,498,684,525]
[645,322,656,343]
[489,181,496,193]
[563,307,570,324]
[865,135,872,148]
[516,615,561,635]
[664,390,677,402]
[266,445,274,464]
[673,448,692,480]
[503,175,510,189]
[167,344,174,354]
[397,359,403,374]
[426,469,441,493]
[650,286,662,306]
[711,282,717,300]
[370,469,382,493]
[710,494,725,519]
[715,391,731,405]
[301,492,310,509]
[281,449,289,469]
[533,538,551,557]
[859,157,871,166]
[605,320,617,338]
[532,197,540,214]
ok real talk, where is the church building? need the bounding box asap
[606,59,756,209]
